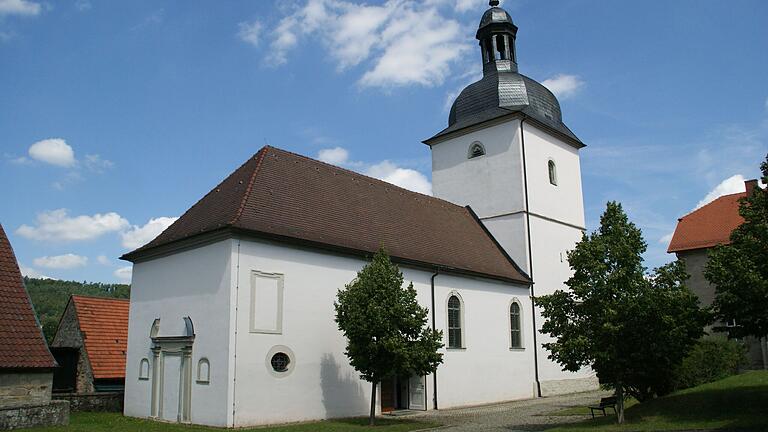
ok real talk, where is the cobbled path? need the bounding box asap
[405,390,611,431]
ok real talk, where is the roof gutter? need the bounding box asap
[521,117,542,398]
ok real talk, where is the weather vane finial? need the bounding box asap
[489,0,500,7]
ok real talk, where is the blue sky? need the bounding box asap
[1,0,766,283]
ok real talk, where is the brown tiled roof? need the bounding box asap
[667,192,746,253]
[0,224,57,369]
[71,295,129,379]
[123,146,530,283]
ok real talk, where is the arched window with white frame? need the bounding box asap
[548,159,558,186]
[447,294,464,349]
[509,301,522,348]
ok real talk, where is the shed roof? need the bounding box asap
[70,295,129,379]
[667,192,746,253]
[0,224,56,369]
[122,146,530,284]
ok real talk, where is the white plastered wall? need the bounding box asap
[430,118,597,395]
[230,238,534,426]
[123,239,234,427]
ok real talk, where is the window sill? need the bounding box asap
[509,347,525,351]
[446,347,466,351]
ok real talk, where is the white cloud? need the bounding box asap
[658,232,674,245]
[74,0,91,11]
[114,266,132,282]
[0,0,41,16]
[317,147,349,165]
[83,154,113,172]
[541,74,584,99]
[16,209,130,242]
[33,254,88,269]
[28,138,76,167]
[96,255,111,265]
[238,20,262,46]
[316,146,432,194]
[121,216,178,249]
[366,160,432,195]
[267,0,469,88]
[19,265,51,279]
[694,174,746,210]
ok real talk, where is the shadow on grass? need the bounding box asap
[547,372,768,431]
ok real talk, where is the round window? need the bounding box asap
[270,352,290,373]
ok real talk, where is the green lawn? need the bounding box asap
[547,370,768,431]
[26,413,439,432]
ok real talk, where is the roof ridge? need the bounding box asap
[231,146,269,226]
[72,294,129,302]
[680,191,746,219]
[266,146,464,211]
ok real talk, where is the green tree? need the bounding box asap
[537,202,706,423]
[334,248,443,425]
[706,154,768,341]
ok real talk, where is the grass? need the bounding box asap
[546,399,638,416]
[546,370,768,431]
[26,412,439,432]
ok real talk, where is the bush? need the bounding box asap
[673,337,749,390]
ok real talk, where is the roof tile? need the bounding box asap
[71,295,129,379]
[668,192,745,253]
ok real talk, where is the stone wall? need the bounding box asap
[0,400,68,430]
[51,301,95,393]
[53,392,123,412]
[0,372,53,409]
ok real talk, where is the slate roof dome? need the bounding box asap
[479,6,514,28]
[426,1,583,147]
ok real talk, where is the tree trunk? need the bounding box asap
[369,381,377,426]
[616,384,625,424]
[761,336,768,370]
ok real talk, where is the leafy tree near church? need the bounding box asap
[334,248,443,425]
[706,153,768,340]
[537,202,706,424]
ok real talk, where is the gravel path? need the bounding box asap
[405,390,611,431]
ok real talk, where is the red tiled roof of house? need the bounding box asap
[71,295,129,379]
[667,192,746,253]
[122,146,530,283]
[0,224,57,369]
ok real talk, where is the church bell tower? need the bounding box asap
[425,0,596,396]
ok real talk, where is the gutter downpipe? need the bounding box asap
[430,269,439,410]
[521,117,542,398]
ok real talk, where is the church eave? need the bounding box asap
[121,226,532,286]
[423,110,585,149]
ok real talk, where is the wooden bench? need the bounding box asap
[589,396,617,418]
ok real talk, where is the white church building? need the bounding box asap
[122,1,597,427]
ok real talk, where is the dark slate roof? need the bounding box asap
[122,146,530,284]
[426,71,583,146]
[479,6,514,28]
[0,224,57,369]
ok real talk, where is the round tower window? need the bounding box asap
[270,352,290,373]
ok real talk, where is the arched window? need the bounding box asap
[468,142,485,159]
[447,295,463,348]
[548,160,558,186]
[510,302,522,348]
[139,358,150,380]
[196,358,210,384]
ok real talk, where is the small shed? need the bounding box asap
[51,295,129,394]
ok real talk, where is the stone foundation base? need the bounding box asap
[540,376,600,397]
[0,400,69,430]
[53,392,123,413]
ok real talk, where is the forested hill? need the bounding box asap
[24,277,130,343]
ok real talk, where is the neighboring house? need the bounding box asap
[668,179,767,369]
[122,2,596,428]
[0,224,68,429]
[50,295,129,394]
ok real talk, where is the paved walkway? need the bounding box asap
[406,390,611,431]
